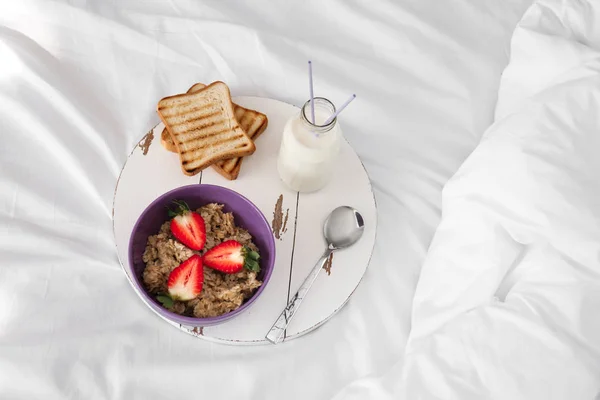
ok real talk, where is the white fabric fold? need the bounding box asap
[0,1,533,398]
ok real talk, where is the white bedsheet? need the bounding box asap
[0,1,532,399]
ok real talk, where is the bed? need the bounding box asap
[4,0,597,399]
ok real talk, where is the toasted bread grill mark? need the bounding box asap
[179,132,247,159]
[165,104,216,121]
[157,95,201,108]
[159,99,218,118]
[181,138,246,160]
[170,119,220,136]
[176,130,251,156]
[167,110,219,127]
[172,120,219,136]
[220,158,238,172]
[238,112,253,132]
[179,127,243,148]
[157,100,196,113]
[183,143,253,170]
[171,119,227,139]
[246,116,265,137]
[158,99,191,108]
[178,129,232,154]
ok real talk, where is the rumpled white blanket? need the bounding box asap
[336,0,600,398]
[0,1,543,399]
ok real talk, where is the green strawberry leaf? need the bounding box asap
[242,247,261,272]
[244,258,260,272]
[167,200,191,217]
[173,200,191,212]
[156,294,174,308]
[248,251,260,261]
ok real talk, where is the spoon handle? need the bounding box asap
[265,248,333,344]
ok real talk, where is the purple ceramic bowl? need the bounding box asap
[128,184,276,326]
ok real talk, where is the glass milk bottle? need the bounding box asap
[277,97,341,193]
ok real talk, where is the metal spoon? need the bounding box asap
[265,206,365,344]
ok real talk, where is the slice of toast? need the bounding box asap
[160,83,268,180]
[157,81,256,176]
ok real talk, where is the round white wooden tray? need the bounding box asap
[113,96,377,345]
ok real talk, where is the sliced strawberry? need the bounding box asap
[202,240,261,274]
[168,200,206,251]
[167,255,204,301]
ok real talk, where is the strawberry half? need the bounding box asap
[167,255,204,301]
[168,200,206,251]
[202,240,261,274]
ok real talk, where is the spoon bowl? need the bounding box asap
[324,206,365,250]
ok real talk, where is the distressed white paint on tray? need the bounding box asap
[113,96,377,345]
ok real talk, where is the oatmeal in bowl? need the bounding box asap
[143,202,263,318]
[128,185,276,326]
